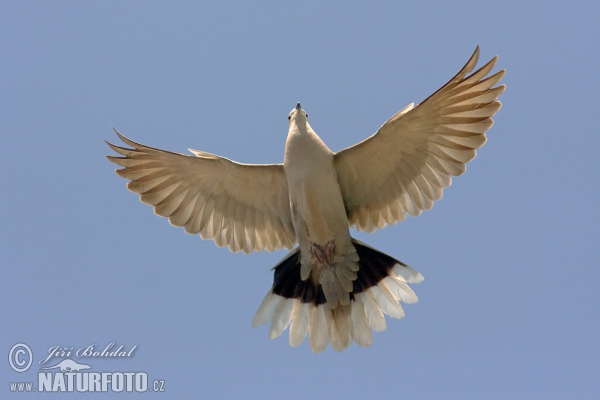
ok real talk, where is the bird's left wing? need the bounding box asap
[106,131,296,253]
[334,46,505,232]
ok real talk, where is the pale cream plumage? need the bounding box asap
[106,134,296,253]
[107,46,505,352]
[335,47,505,232]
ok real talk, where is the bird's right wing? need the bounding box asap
[106,131,296,253]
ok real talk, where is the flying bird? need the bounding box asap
[106,46,505,352]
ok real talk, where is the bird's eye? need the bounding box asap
[305,114,308,118]
[288,115,291,121]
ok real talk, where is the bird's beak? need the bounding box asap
[296,102,302,110]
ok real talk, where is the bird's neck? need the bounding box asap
[284,123,332,168]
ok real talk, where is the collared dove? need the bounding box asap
[107,46,505,352]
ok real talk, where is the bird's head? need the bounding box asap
[288,102,308,126]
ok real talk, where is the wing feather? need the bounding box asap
[334,46,505,231]
[106,131,296,253]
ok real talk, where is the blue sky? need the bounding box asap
[1,1,599,399]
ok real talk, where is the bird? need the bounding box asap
[106,46,505,353]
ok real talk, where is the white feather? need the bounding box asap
[351,295,373,347]
[370,286,405,319]
[359,292,386,332]
[269,298,295,339]
[333,304,352,351]
[309,305,329,353]
[385,276,419,304]
[325,308,343,351]
[289,301,309,347]
[391,263,424,284]
[251,290,279,327]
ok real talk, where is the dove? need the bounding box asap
[106,46,505,352]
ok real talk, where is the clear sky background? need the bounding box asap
[2,1,599,399]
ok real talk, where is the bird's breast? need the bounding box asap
[284,137,348,246]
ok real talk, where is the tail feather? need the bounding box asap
[361,290,387,332]
[309,305,329,353]
[386,276,419,303]
[324,307,341,351]
[326,304,353,352]
[252,289,280,327]
[252,239,423,352]
[371,285,405,319]
[333,304,352,349]
[350,294,373,347]
[289,302,309,347]
[269,298,295,339]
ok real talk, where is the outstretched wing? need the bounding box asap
[334,46,505,232]
[106,131,296,253]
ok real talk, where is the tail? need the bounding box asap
[252,238,424,352]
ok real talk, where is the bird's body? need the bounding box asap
[284,114,344,248]
[107,47,505,352]
[284,107,358,309]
